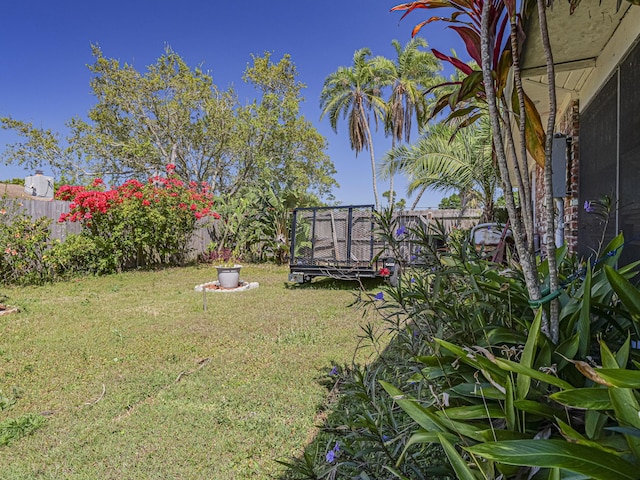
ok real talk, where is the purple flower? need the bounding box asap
[329,366,338,376]
[374,292,384,301]
[382,435,390,442]
[326,442,340,463]
[326,449,336,463]
[396,225,406,237]
[410,277,416,283]
[584,200,595,213]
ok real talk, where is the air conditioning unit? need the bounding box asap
[24,170,54,199]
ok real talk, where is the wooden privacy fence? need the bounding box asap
[4,197,482,263]
[14,199,82,241]
[5,197,214,260]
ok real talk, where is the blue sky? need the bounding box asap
[0,0,459,207]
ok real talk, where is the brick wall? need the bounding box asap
[533,100,580,255]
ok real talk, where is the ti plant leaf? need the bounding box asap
[466,439,639,479]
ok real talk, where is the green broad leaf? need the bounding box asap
[554,333,580,370]
[596,368,640,388]
[505,376,515,431]
[434,404,505,421]
[556,418,622,454]
[517,308,542,400]
[585,409,607,440]
[601,234,625,267]
[599,339,619,369]
[405,429,459,448]
[483,327,527,345]
[398,430,460,467]
[606,426,640,438]
[448,383,505,400]
[435,415,488,442]
[605,265,640,319]
[514,399,566,418]
[477,429,530,442]
[493,358,574,390]
[578,264,592,358]
[466,440,639,479]
[549,388,612,410]
[617,335,631,369]
[438,433,479,480]
[379,381,445,433]
[433,339,506,378]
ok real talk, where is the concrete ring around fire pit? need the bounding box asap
[194,281,259,293]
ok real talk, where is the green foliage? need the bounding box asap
[0,413,46,447]
[438,194,461,209]
[2,47,336,199]
[0,199,53,285]
[207,184,321,265]
[287,213,640,479]
[56,169,216,272]
[0,390,46,448]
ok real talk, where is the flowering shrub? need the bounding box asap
[0,201,53,285]
[56,166,219,271]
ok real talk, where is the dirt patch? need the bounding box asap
[0,304,19,316]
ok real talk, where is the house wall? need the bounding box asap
[533,100,580,256]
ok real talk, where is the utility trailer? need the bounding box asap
[288,205,484,284]
[288,205,395,283]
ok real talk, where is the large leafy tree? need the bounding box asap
[1,46,336,198]
[383,115,498,221]
[372,38,441,204]
[320,48,386,210]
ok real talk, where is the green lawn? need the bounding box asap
[0,264,384,479]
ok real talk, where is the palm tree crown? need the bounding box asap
[383,115,498,221]
[320,48,386,210]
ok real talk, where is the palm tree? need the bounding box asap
[371,38,441,206]
[382,115,498,222]
[320,49,386,210]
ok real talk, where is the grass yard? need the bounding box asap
[0,264,385,479]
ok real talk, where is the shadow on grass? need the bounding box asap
[284,276,385,291]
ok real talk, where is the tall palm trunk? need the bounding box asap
[360,102,380,210]
[389,136,396,208]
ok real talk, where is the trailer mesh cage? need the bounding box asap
[289,205,383,282]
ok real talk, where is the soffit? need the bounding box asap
[521,0,629,74]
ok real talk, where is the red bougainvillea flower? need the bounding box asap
[379,267,391,277]
[166,163,176,173]
[142,199,151,206]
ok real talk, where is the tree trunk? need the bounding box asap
[537,0,560,343]
[480,0,541,306]
[508,20,535,251]
[360,102,380,210]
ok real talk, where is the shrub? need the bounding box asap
[56,165,219,272]
[286,210,640,479]
[0,201,53,286]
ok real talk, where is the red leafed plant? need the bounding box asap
[56,167,219,269]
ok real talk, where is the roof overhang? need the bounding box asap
[520,1,640,123]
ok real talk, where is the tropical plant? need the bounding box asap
[370,38,441,204]
[383,115,498,220]
[288,213,640,479]
[391,0,561,340]
[320,48,387,210]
